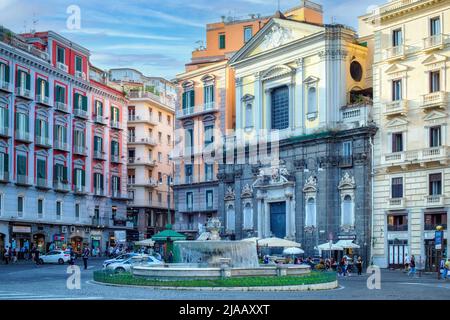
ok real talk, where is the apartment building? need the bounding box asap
[359,0,450,269]
[0,28,129,254]
[109,68,176,240]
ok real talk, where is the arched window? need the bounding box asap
[307,86,317,115]
[245,103,253,129]
[226,204,235,232]
[342,195,354,226]
[305,197,316,227]
[243,203,253,229]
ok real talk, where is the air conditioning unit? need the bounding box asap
[62,226,68,233]
[70,226,76,233]
[57,62,68,72]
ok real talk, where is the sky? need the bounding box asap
[0,0,385,80]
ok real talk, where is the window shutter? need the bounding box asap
[74,93,79,109]
[4,153,8,174]
[182,92,187,109]
[37,159,46,179]
[4,64,9,83]
[25,114,29,133]
[63,166,68,182]
[25,72,30,90]
[73,170,77,186]
[93,174,97,189]
[36,79,42,95]
[35,119,41,136]
[17,155,26,176]
[3,107,8,128]
[82,170,86,187]
[82,95,87,111]
[100,174,104,190]
[45,80,49,97]
[16,70,21,87]
[190,90,195,108]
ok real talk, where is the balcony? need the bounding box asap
[53,140,69,152]
[0,125,9,137]
[339,102,372,130]
[15,130,32,143]
[16,174,31,186]
[421,91,447,110]
[127,157,156,167]
[127,91,175,109]
[387,197,406,210]
[35,95,52,107]
[53,180,70,193]
[423,34,446,52]
[175,223,198,232]
[110,120,121,130]
[36,178,51,190]
[54,101,69,113]
[75,71,87,80]
[387,224,408,232]
[173,175,217,186]
[56,62,68,72]
[127,137,157,146]
[73,108,88,119]
[35,136,51,148]
[382,146,449,168]
[93,114,106,125]
[0,170,9,183]
[93,188,105,197]
[338,156,353,168]
[128,115,158,126]
[93,151,107,161]
[74,185,87,195]
[129,178,158,188]
[73,145,87,156]
[385,45,405,62]
[424,195,445,208]
[15,87,32,100]
[110,154,121,163]
[176,102,219,119]
[384,100,408,117]
[0,80,11,93]
[111,191,129,200]
[425,223,447,231]
[91,217,109,227]
[178,203,218,213]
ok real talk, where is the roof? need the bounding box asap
[151,229,187,241]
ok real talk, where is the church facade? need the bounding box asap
[216,16,376,263]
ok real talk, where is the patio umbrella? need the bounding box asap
[315,242,344,251]
[134,239,155,247]
[335,240,360,249]
[283,247,304,255]
[257,237,302,248]
[241,237,260,243]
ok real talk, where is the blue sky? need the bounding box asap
[0,0,385,79]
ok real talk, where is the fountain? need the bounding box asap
[132,218,310,280]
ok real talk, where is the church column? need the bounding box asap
[265,201,271,237]
[294,58,304,135]
[264,88,271,130]
[235,77,243,130]
[254,72,262,131]
[257,194,263,238]
[285,195,291,239]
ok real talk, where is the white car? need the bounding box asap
[38,250,71,264]
[106,255,163,273]
[102,253,140,268]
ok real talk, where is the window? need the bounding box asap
[128,172,135,184]
[219,33,226,49]
[75,203,80,221]
[186,192,193,210]
[167,135,171,146]
[111,140,119,157]
[36,158,46,184]
[341,195,354,226]
[16,69,30,91]
[204,125,214,146]
[54,125,67,146]
[205,164,214,181]
[158,152,162,163]
[424,212,447,230]
[94,173,104,193]
[54,163,68,183]
[243,203,253,230]
[307,86,317,117]
[158,132,162,143]
[387,214,408,231]
[392,29,403,47]
[430,17,441,36]
[244,26,253,43]
[158,172,162,183]
[0,151,8,179]
[16,154,27,180]
[0,193,2,216]
[36,78,49,98]
[204,85,214,109]
[55,85,66,103]
[0,105,8,132]
[343,141,352,157]
[226,204,235,232]
[157,192,162,204]
[56,46,65,64]
[128,128,135,142]
[429,173,442,196]
[305,198,316,227]
[95,100,103,116]
[37,199,43,218]
[74,168,85,191]
[75,56,83,74]
[15,112,29,135]
[391,177,403,198]
[430,71,440,93]
[17,196,24,217]
[35,118,49,140]
[182,89,195,111]
[271,86,289,130]
[158,112,162,122]
[392,79,402,101]
[0,62,10,84]
[94,136,103,153]
[73,93,87,111]
[245,103,253,129]
[128,106,135,120]
[430,126,441,147]
[185,164,193,183]
[111,176,120,194]
[167,115,171,126]
[73,130,85,148]
[185,128,193,154]
[392,132,403,153]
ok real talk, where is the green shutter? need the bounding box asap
[36,79,42,95]
[100,174,104,190]
[4,153,8,174]
[16,70,21,87]
[74,93,79,109]
[44,121,48,138]
[82,95,88,111]
[189,90,195,108]
[4,64,9,83]
[17,155,26,175]
[55,86,60,102]
[45,80,49,97]
[182,92,187,109]
[63,166,68,182]
[35,119,41,136]
[25,73,30,90]
[37,159,46,179]
[76,56,82,72]
[81,170,85,187]
[73,170,77,186]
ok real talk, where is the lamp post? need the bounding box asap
[160,173,172,227]
[436,225,444,280]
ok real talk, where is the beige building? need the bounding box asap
[359,0,450,269]
[109,69,176,240]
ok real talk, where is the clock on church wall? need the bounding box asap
[350,61,363,82]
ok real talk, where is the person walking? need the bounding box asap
[404,253,410,272]
[3,246,9,265]
[33,246,40,267]
[356,256,363,276]
[82,247,90,270]
[442,258,450,280]
[408,255,416,277]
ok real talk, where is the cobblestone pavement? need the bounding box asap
[0,259,449,300]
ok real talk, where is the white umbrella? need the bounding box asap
[283,247,304,255]
[134,239,155,247]
[241,237,260,243]
[315,242,344,251]
[258,237,302,248]
[335,240,360,249]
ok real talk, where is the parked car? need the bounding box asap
[102,253,141,268]
[38,250,71,264]
[106,255,163,273]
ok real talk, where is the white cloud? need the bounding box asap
[61,28,182,41]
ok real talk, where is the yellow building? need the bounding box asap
[359,0,450,269]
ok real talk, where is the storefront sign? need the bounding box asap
[12,226,31,233]
[435,231,443,250]
[337,235,356,240]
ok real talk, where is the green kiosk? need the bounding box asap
[151,224,186,262]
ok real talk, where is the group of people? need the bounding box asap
[2,245,42,265]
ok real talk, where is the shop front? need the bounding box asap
[70,236,83,254]
[90,233,102,254]
[33,233,46,253]
[53,234,66,250]
[11,225,32,251]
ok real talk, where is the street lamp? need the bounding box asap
[160,173,172,227]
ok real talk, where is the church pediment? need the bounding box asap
[230,18,323,64]
[261,64,294,81]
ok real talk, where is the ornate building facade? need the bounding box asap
[359,0,450,269]
[217,14,376,263]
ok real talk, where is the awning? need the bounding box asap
[151,229,187,241]
[335,240,360,249]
